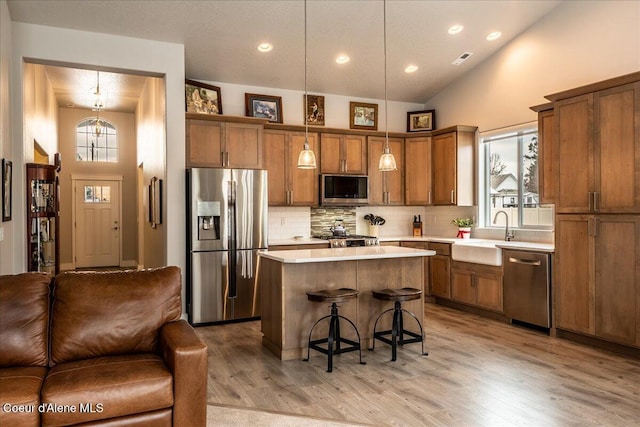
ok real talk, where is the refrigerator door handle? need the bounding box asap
[228,179,237,299]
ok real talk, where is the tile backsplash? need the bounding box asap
[268,205,476,240]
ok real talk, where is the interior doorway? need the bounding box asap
[72,177,122,268]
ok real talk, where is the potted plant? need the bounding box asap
[451,218,474,239]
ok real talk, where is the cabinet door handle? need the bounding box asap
[588,192,594,212]
[450,190,455,204]
[343,159,347,173]
[593,192,599,212]
[289,191,293,205]
[428,191,431,205]
[593,218,599,237]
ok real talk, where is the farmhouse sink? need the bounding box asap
[451,240,503,266]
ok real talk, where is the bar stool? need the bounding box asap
[369,288,428,361]
[303,288,366,372]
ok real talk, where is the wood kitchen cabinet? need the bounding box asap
[530,104,555,204]
[186,115,264,169]
[431,127,476,206]
[552,81,640,214]
[320,133,367,174]
[367,136,404,205]
[263,129,319,206]
[401,241,431,295]
[555,214,640,347]
[404,136,432,205]
[451,261,503,313]
[428,242,451,299]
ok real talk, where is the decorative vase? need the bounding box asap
[457,227,471,239]
[368,224,380,237]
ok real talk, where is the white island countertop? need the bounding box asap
[259,246,435,264]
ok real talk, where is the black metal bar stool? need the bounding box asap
[369,288,428,361]
[303,288,366,372]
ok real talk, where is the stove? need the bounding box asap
[315,234,379,248]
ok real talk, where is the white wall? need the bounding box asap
[427,0,640,132]
[10,22,184,277]
[200,80,424,132]
[0,0,13,274]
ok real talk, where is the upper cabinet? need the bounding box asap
[530,103,555,205]
[404,136,432,205]
[431,127,477,206]
[368,136,404,205]
[186,114,265,169]
[263,129,319,206]
[552,81,640,213]
[320,133,367,174]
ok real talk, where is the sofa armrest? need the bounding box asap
[159,320,208,427]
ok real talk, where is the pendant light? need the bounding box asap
[93,71,104,138]
[297,0,317,169]
[378,0,397,171]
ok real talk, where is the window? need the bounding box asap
[480,124,553,229]
[76,119,117,162]
[84,185,111,203]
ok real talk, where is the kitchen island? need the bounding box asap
[258,246,435,360]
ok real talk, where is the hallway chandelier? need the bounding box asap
[92,71,104,138]
[378,0,397,171]
[297,0,317,169]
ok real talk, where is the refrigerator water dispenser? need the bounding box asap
[197,201,221,240]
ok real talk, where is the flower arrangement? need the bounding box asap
[451,218,474,227]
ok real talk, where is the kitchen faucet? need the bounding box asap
[493,210,515,241]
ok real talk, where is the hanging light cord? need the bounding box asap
[304,0,308,143]
[383,0,388,149]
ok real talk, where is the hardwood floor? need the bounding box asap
[196,303,640,426]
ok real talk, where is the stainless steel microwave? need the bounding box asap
[320,174,369,205]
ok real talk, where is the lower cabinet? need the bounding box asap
[555,214,640,347]
[451,261,503,313]
[427,242,451,299]
[400,241,430,295]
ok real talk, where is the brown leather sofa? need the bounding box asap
[0,267,207,427]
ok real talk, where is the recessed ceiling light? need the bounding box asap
[448,25,464,35]
[336,55,350,64]
[404,65,418,73]
[257,43,273,53]
[486,31,502,41]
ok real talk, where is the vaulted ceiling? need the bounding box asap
[7,0,561,111]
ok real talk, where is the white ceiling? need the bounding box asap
[7,0,561,112]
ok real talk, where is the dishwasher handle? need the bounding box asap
[508,257,542,266]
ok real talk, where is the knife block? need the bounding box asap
[412,222,422,236]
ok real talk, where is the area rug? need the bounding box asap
[207,404,369,426]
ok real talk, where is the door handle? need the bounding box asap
[450,190,456,204]
[112,226,119,230]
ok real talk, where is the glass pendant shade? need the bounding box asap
[297,139,317,169]
[378,145,397,171]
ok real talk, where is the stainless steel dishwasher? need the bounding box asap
[502,250,551,329]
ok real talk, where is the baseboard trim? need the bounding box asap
[555,329,640,359]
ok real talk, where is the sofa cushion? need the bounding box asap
[41,354,173,426]
[0,366,48,427]
[75,408,172,426]
[50,267,182,365]
[0,273,51,368]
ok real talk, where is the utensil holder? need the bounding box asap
[413,222,422,236]
[368,225,380,237]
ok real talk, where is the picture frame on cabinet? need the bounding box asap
[304,94,325,126]
[245,93,283,123]
[2,159,11,222]
[185,79,223,115]
[350,101,378,130]
[407,109,435,132]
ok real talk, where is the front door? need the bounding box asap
[74,179,120,267]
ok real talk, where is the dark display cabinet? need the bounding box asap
[26,163,59,274]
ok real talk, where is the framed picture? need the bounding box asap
[350,101,378,130]
[407,109,436,132]
[2,159,11,222]
[245,93,283,123]
[185,79,223,115]
[304,94,325,126]
[149,177,162,229]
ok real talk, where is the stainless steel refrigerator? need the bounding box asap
[186,168,268,325]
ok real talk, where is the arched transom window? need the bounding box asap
[76,118,117,162]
